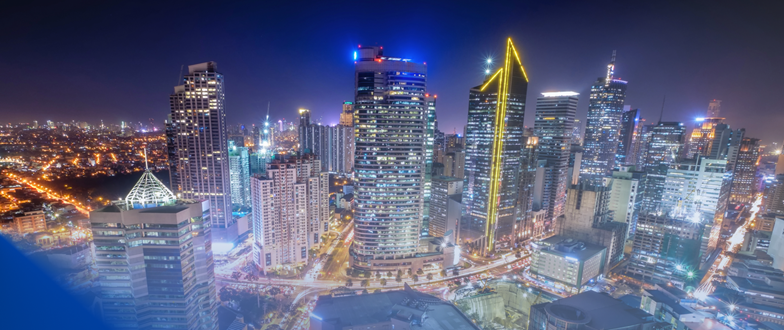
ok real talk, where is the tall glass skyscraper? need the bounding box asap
[350,46,427,266]
[534,92,577,222]
[167,62,233,228]
[229,140,251,207]
[463,39,528,252]
[641,121,686,214]
[617,108,641,167]
[581,52,628,181]
[423,94,437,235]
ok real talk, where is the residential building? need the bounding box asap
[89,170,218,330]
[764,174,784,215]
[423,94,437,233]
[534,92,577,223]
[339,101,354,126]
[462,39,528,252]
[529,291,659,330]
[13,210,46,234]
[605,166,645,239]
[530,236,607,294]
[581,52,628,181]
[641,121,687,214]
[686,117,725,159]
[250,154,328,273]
[167,61,233,228]
[515,134,539,243]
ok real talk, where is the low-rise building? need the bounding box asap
[310,284,479,330]
[530,236,606,294]
[529,291,661,330]
[13,210,46,234]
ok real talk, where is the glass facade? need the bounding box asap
[534,93,577,222]
[351,46,427,264]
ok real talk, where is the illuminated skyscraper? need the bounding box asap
[90,172,218,330]
[463,39,528,252]
[422,94,438,234]
[616,108,641,166]
[229,141,251,207]
[730,137,761,204]
[581,52,628,181]
[533,92,577,222]
[339,101,354,126]
[640,122,687,215]
[167,61,233,228]
[298,108,312,150]
[686,116,725,159]
[351,46,427,267]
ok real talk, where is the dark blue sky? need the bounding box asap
[3,0,784,145]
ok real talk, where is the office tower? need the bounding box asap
[90,171,218,330]
[662,157,732,255]
[556,183,627,272]
[351,45,428,268]
[534,92,577,223]
[626,214,704,289]
[641,121,687,214]
[463,39,528,252]
[616,108,640,167]
[228,141,251,207]
[530,236,607,294]
[250,154,328,273]
[630,121,651,166]
[13,210,46,234]
[336,124,355,174]
[311,285,480,330]
[446,134,465,150]
[515,134,539,242]
[429,176,463,243]
[423,94,437,232]
[339,101,354,126]
[250,113,275,175]
[529,291,658,330]
[567,144,583,186]
[445,150,465,179]
[570,118,582,145]
[298,108,312,150]
[686,117,725,159]
[730,137,761,204]
[708,124,742,160]
[581,52,628,181]
[604,166,645,239]
[167,62,233,228]
[707,99,722,117]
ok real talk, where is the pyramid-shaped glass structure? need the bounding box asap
[125,170,177,209]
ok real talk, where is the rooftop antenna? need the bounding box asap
[658,95,666,124]
[266,102,270,121]
[177,65,184,85]
[605,50,617,86]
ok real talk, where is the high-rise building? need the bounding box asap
[301,123,354,174]
[250,154,328,273]
[298,108,312,150]
[686,117,725,159]
[641,121,687,214]
[167,62,233,228]
[533,92,577,223]
[570,119,582,145]
[530,236,607,294]
[764,174,784,215]
[626,214,704,289]
[556,184,628,272]
[428,176,463,243]
[229,141,251,207]
[604,166,645,240]
[350,45,428,268]
[581,52,628,181]
[630,121,652,166]
[515,134,540,242]
[339,101,354,126]
[730,137,761,204]
[707,99,722,117]
[423,94,438,232]
[90,170,218,330]
[463,39,528,252]
[616,108,641,167]
[13,210,46,234]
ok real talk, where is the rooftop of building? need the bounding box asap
[537,236,606,261]
[532,291,655,329]
[311,284,479,330]
[643,289,693,315]
[728,276,784,296]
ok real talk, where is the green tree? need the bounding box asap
[346,279,353,287]
[380,278,387,286]
[416,268,424,275]
[395,274,402,284]
[386,271,393,278]
[361,279,369,288]
[397,269,403,278]
[426,273,434,281]
[375,271,382,280]
[440,270,448,277]
[453,269,460,276]
[412,274,419,283]
[406,268,412,276]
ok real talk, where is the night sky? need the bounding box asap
[4,1,784,145]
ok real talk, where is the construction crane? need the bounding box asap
[676,187,699,217]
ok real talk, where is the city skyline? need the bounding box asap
[3,2,784,145]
